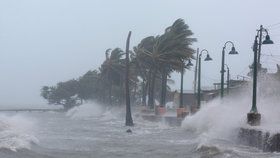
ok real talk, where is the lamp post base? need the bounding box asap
[247,112,261,126]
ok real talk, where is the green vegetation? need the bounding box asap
[40,18,196,110]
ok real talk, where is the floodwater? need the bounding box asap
[0,103,279,158]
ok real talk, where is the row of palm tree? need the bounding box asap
[41,18,196,113]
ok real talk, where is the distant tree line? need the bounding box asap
[40,18,196,110]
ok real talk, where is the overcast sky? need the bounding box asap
[0,0,280,106]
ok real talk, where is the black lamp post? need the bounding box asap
[220,41,238,98]
[257,25,274,65]
[247,25,273,126]
[224,64,230,95]
[197,49,212,109]
[179,59,193,108]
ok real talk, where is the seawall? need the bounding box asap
[238,127,280,152]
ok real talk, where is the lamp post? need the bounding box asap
[257,25,274,65]
[197,49,212,109]
[224,64,230,95]
[179,60,193,108]
[247,25,273,126]
[177,59,193,118]
[220,41,238,98]
[180,63,184,109]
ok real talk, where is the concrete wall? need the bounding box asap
[238,128,280,152]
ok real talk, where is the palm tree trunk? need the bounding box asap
[160,67,167,107]
[141,80,147,106]
[119,76,124,106]
[180,66,184,108]
[125,31,133,126]
[148,66,156,109]
[109,80,112,106]
[147,68,152,108]
[134,82,137,105]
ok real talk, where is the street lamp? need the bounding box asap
[247,25,274,126]
[177,59,193,118]
[197,49,212,109]
[224,64,230,95]
[220,41,238,98]
[257,25,274,65]
[179,59,193,108]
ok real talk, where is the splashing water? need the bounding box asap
[182,79,280,151]
[0,114,38,151]
[182,97,249,144]
[66,102,105,119]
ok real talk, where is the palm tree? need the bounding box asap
[132,37,155,106]
[135,18,196,109]
[125,31,133,126]
[100,48,125,105]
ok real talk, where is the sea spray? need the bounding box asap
[66,102,175,137]
[0,114,38,151]
[250,97,280,134]
[182,78,280,151]
[66,102,105,119]
[182,95,250,144]
[66,102,128,122]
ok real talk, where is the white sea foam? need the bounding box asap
[249,98,280,135]
[66,102,105,119]
[182,81,280,148]
[100,110,119,121]
[182,97,249,142]
[0,114,38,151]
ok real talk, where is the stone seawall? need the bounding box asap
[238,128,280,152]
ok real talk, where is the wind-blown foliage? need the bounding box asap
[41,79,81,110]
[99,48,125,105]
[40,18,196,110]
[133,18,196,108]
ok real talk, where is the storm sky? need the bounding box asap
[0,0,280,106]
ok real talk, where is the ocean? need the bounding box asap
[0,102,279,158]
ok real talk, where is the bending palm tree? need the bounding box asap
[125,31,133,126]
[100,48,125,105]
[135,18,196,109]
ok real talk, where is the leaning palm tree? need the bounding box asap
[159,19,196,108]
[100,48,125,105]
[125,31,133,126]
[135,18,196,109]
[131,36,155,106]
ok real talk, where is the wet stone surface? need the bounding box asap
[239,127,280,152]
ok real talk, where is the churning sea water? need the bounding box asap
[0,102,279,158]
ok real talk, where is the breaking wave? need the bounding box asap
[66,102,125,121]
[182,82,280,153]
[0,114,38,151]
[182,97,249,141]
[66,102,105,119]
